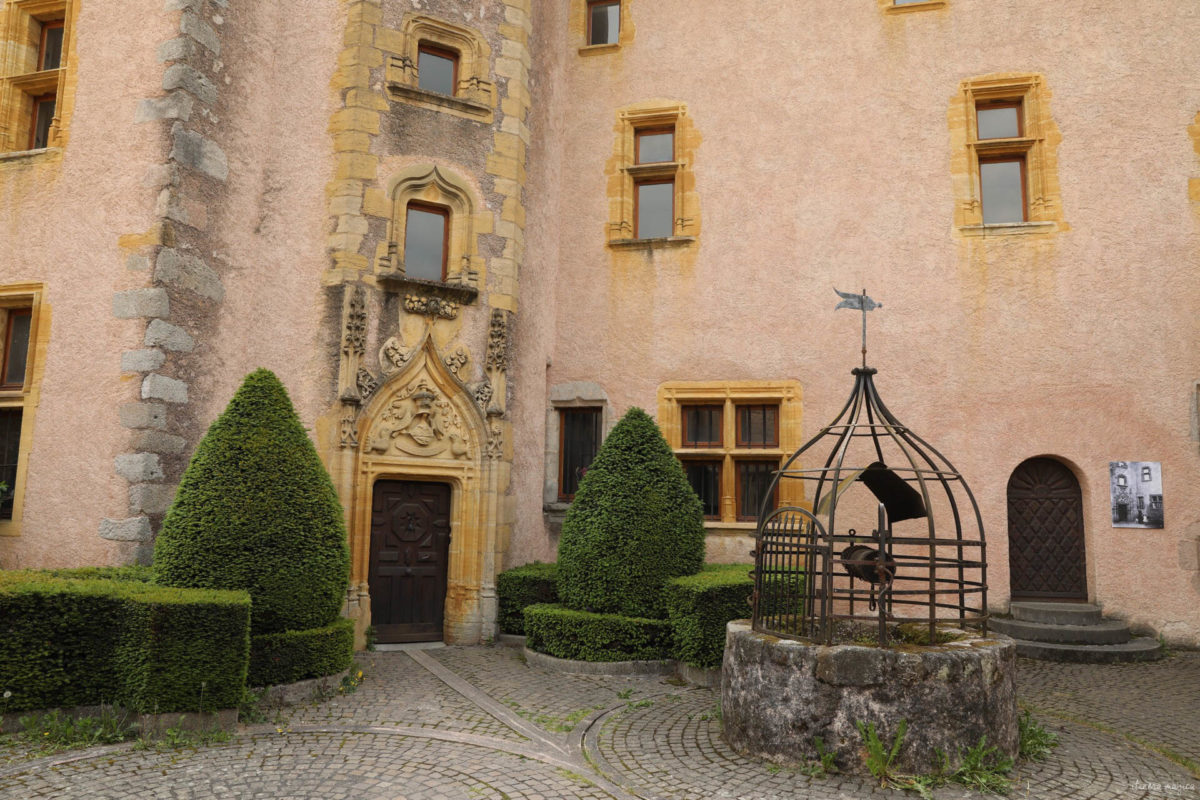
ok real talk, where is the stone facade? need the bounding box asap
[0,1,1198,647]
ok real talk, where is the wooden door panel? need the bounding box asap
[1006,458,1087,600]
[369,480,451,642]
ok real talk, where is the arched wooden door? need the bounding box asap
[1006,458,1087,600]
[369,480,452,643]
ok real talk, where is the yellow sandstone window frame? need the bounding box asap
[0,0,76,157]
[950,73,1066,236]
[572,0,634,55]
[606,102,700,247]
[381,14,495,123]
[658,381,804,529]
[0,283,48,537]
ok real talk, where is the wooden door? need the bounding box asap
[1006,458,1087,601]
[369,480,452,643]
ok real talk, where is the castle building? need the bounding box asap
[1,0,1198,646]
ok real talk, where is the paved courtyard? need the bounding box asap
[0,645,1196,799]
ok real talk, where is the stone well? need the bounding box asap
[721,621,1018,775]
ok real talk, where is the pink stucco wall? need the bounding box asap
[0,0,169,569]
[517,0,1200,642]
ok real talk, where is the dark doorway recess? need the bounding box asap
[369,480,452,643]
[1006,458,1087,601]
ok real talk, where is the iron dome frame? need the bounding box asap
[751,365,989,647]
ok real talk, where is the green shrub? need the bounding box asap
[248,617,355,687]
[556,407,705,618]
[496,562,558,635]
[0,572,249,713]
[523,603,673,662]
[36,566,154,582]
[664,564,754,669]
[153,368,350,637]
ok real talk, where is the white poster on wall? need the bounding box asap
[1109,461,1164,529]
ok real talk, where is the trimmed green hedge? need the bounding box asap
[248,617,355,687]
[0,572,249,713]
[36,565,154,582]
[664,564,754,669]
[523,603,673,662]
[557,408,705,619]
[496,562,558,635]
[154,369,350,637]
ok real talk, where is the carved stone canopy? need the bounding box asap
[359,335,486,462]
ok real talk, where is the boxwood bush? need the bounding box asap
[523,603,673,662]
[496,562,558,635]
[664,564,755,669]
[154,369,350,637]
[248,617,355,687]
[556,407,704,619]
[0,571,250,713]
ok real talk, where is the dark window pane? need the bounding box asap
[737,404,778,447]
[588,2,619,45]
[738,461,777,520]
[682,405,721,447]
[980,160,1024,224]
[40,24,63,71]
[404,205,447,281]
[0,409,21,520]
[32,98,55,150]
[3,311,31,388]
[684,460,721,518]
[418,48,456,95]
[637,131,673,164]
[636,181,673,238]
[977,105,1020,139]
[560,408,602,499]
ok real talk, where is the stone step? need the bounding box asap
[1009,601,1102,626]
[991,617,1130,645]
[1011,636,1163,663]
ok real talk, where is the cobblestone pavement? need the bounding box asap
[0,646,1196,799]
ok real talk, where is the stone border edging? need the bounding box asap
[523,647,675,676]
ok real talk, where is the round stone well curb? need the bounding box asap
[721,620,1018,775]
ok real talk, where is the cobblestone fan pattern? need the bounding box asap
[0,646,1197,799]
[285,651,528,742]
[592,689,1198,799]
[429,645,679,733]
[0,732,612,800]
[1016,653,1200,766]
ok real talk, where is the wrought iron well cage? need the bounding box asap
[751,366,988,647]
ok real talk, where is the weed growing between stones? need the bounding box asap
[858,719,907,786]
[132,719,231,752]
[11,707,136,755]
[1017,709,1058,762]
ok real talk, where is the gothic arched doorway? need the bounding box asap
[1006,457,1087,600]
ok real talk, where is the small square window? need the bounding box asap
[39,22,64,71]
[1116,474,1127,487]
[979,158,1026,224]
[635,180,674,239]
[684,459,721,519]
[736,460,778,521]
[587,0,620,46]
[636,129,674,164]
[976,102,1022,140]
[1,309,32,390]
[736,404,778,448]
[417,45,458,96]
[404,202,449,281]
[559,408,602,500]
[682,405,722,448]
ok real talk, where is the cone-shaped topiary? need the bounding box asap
[153,369,350,636]
[556,407,705,618]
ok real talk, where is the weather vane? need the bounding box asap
[834,288,882,367]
